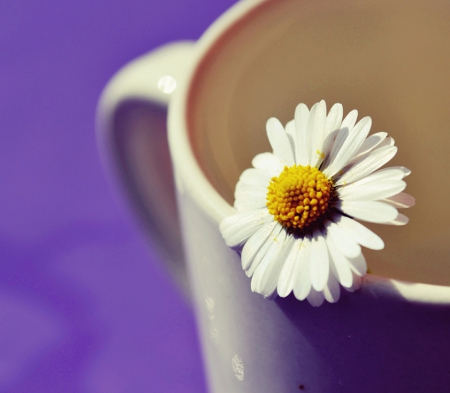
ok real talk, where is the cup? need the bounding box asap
[97,0,450,391]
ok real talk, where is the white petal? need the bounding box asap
[382,192,415,208]
[293,236,312,300]
[338,180,406,201]
[255,235,295,298]
[325,221,361,258]
[374,166,410,178]
[310,229,329,291]
[325,103,343,138]
[234,198,267,212]
[336,145,398,186]
[239,168,272,187]
[220,209,271,248]
[252,152,283,176]
[285,119,297,158]
[321,127,349,174]
[245,238,272,278]
[383,212,409,225]
[372,166,410,179]
[354,132,387,157]
[306,289,325,307]
[294,103,311,165]
[236,182,267,195]
[235,184,267,211]
[342,168,405,189]
[251,230,288,295]
[241,222,278,271]
[235,189,266,208]
[245,223,283,277]
[376,136,395,148]
[266,117,295,166]
[234,169,271,212]
[337,167,407,201]
[308,100,327,166]
[250,238,281,291]
[339,200,398,223]
[321,129,340,168]
[321,104,344,166]
[323,270,341,303]
[334,215,384,250]
[277,238,302,297]
[325,116,372,177]
[391,166,411,177]
[347,252,367,276]
[341,109,358,131]
[345,272,362,292]
[325,235,353,288]
[285,119,295,137]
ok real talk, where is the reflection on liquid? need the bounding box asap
[157,75,177,94]
[232,354,244,381]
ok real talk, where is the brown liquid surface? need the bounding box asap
[188,0,450,286]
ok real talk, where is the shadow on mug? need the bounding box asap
[109,100,187,297]
[276,281,450,391]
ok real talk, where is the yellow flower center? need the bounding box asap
[266,165,335,232]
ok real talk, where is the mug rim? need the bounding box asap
[168,0,450,304]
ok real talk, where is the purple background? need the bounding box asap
[0,0,237,391]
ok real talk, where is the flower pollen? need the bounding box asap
[266,165,335,232]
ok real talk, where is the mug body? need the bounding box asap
[169,0,450,391]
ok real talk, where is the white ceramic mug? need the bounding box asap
[97,0,450,391]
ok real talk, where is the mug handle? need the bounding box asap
[96,41,196,300]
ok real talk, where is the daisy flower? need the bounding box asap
[220,100,414,307]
